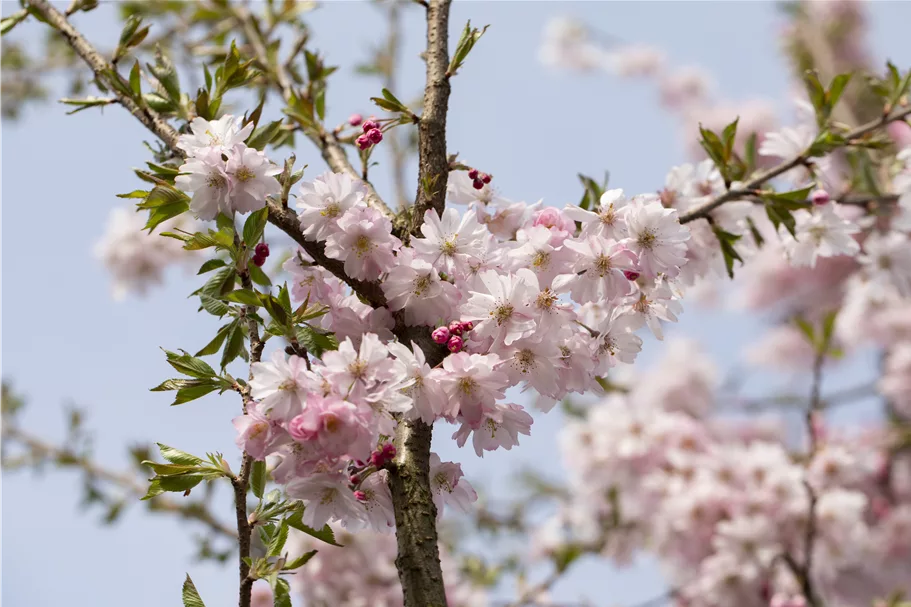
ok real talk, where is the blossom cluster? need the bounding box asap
[159,99,911,534]
[544,340,911,607]
[175,115,281,220]
[94,206,198,300]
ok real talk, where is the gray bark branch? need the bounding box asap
[409,0,453,234]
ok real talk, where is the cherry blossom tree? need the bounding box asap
[3,1,911,607]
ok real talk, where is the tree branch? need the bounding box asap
[26,0,181,151]
[409,0,452,234]
[232,240,265,607]
[679,104,911,224]
[386,2,453,606]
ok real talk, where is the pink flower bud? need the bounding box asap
[252,254,266,267]
[369,443,396,468]
[356,134,372,150]
[481,173,492,184]
[348,113,363,127]
[472,179,484,190]
[254,242,270,258]
[459,320,474,332]
[467,168,479,180]
[349,474,360,485]
[447,335,464,353]
[810,189,830,206]
[432,326,450,344]
[288,414,317,442]
[367,128,384,144]
[623,270,640,281]
[448,320,463,336]
[353,490,368,502]
[362,120,379,132]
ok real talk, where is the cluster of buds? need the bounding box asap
[252,242,270,267]
[369,442,397,468]
[356,118,384,150]
[467,167,492,190]
[432,320,474,353]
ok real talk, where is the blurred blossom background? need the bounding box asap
[4,1,911,606]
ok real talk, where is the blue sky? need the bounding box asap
[4,2,911,606]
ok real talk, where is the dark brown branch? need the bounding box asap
[679,104,911,224]
[409,0,452,234]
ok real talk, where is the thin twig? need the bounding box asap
[408,0,453,234]
[26,0,181,150]
[679,104,911,224]
[1,425,237,539]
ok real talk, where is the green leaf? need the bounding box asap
[248,263,272,287]
[197,258,227,275]
[196,323,233,356]
[448,21,490,77]
[182,574,206,607]
[286,508,341,546]
[272,578,292,607]
[172,382,220,406]
[315,87,326,121]
[223,289,262,307]
[159,472,204,493]
[216,212,235,234]
[142,92,175,112]
[116,189,150,199]
[282,549,317,571]
[295,325,338,358]
[199,294,230,317]
[577,173,604,212]
[150,378,210,392]
[795,316,816,346]
[243,207,269,248]
[141,478,164,500]
[147,46,180,102]
[261,295,290,328]
[220,322,246,370]
[828,73,852,109]
[252,460,267,499]
[821,309,838,351]
[203,268,238,299]
[157,444,204,466]
[711,226,743,279]
[163,349,217,379]
[1,10,29,36]
[268,519,290,557]
[247,120,284,151]
[129,60,141,97]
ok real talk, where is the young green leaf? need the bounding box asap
[272,577,292,607]
[282,549,317,571]
[182,574,206,607]
[267,519,290,557]
[252,459,267,499]
[222,289,263,307]
[243,207,269,248]
[286,507,342,546]
[163,349,217,379]
[447,21,490,77]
